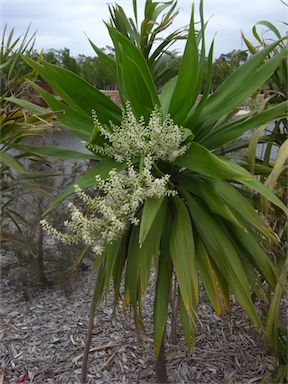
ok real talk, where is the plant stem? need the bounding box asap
[37,223,47,285]
[170,273,178,344]
[37,199,47,285]
[156,335,168,383]
[81,271,100,384]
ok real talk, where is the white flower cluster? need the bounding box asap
[89,104,189,163]
[41,157,176,256]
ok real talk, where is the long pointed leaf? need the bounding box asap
[183,191,260,327]
[153,209,172,356]
[139,197,164,246]
[170,195,198,316]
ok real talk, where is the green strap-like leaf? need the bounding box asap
[87,37,117,75]
[168,3,199,123]
[195,237,222,315]
[170,195,198,317]
[179,287,196,352]
[107,25,159,121]
[153,209,172,356]
[174,142,251,180]
[247,124,268,174]
[113,229,130,308]
[26,80,93,141]
[103,238,122,293]
[8,144,100,161]
[213,179,276,241]
[124,225,141,317]
[202,100,288,149]
[265,258,287,356]
[23,56,122,125]
[230,226,277,288]
[139,197,164,246]
[5,96,49,115]
[120,51,157,120]
[0,151,26,173]
[265,139,288,193]
[256,20,282,40]
[159,76,177,116]
[197,38,287,129]
[139,198,167,294]
[241,31,257,54]
[178,175,243,228]
[199,50,286,132]
[183,191,261,327]
[223,160,287,213]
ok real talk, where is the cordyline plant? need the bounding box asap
[14,0,288,382]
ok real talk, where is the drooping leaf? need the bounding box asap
[174,142,251,180]
[8,144,100,161]
[170,195,198,316]
[139,197,167,293]
[183,191,261,327]
[212,179,276,241]
[124,225,141,317]
[256,20,282,39]
[179,287,196,352]
[265,258,287,357]
[139,197,164,246]
[247,124,268,174]
[195,236,222,315]
[153,209,172,356]
[178,175,242,228]
[26,80,93,141]
[202,101,288,148]
[5,96,49,115]
[113,229,130,308]
[103,238,122,293]
[0,151,26,173]
[229,226,277,288]
[265,139,288,192]
[228,161,288,213]
[23,56,122,125]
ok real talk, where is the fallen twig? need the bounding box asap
[73,341,121,363]
[0,368,4,384]
[97,349,119,372]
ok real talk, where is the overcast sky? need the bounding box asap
[1,0,287,59]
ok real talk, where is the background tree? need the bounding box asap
[212,49,248,90]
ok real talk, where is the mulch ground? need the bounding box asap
[0,253,277,384]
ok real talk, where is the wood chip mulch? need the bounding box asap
[0,255,276,384]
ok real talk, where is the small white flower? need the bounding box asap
[90,104,189,163]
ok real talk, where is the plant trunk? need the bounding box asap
[37,216,47,285]
[170,273,178,344]
[156,336,168,383]
[81,272,100,384]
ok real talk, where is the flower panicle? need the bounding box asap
[41,161,175,256]
[89,104,189,163]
